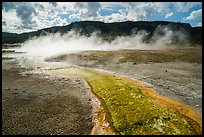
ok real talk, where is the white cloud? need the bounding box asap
[51,16,68,26]
[2,9,19,23]
[100,2,123,9]
[86,2,102,17]
[165,12,173,18]
[120,2,172,21]
[32,14,68,30]
[101,13,127,23]
[69,13,80,20]
[2,2,71,33]
[154,2,171,13]
[2,2,202,33]
[186,9,202,20]
[2,9,22,33]
[72,2,101,19]
[73,2,171,22]
[173,2,201,12]
[195,22,202,27]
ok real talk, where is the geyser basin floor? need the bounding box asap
[46,46,202,113]
[2,60,94,135]
[43,66,202,135]
[3,46,202,135]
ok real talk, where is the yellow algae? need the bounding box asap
[43,66,202,135]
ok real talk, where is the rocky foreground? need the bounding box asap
[2,59,94,135]
[2,46,202,135]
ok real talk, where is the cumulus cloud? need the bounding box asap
[154,2,171,13]
[87,2,101,17]
[120,2,171,21]
[99,2,169,22]
[69,13,80,20]
[73,2,102,19]
[2,2,17,12]
[2,20,6,26]
[195,22,202,27]
[165,12,173,18]
[173,2,201,12]
[186,9,202,20]
[100,13,127,23]
[16,4,37,28]
[2,2,71,33]
[56,2,76,14]
[2,2,202,33]
[2,2,38,32]
[2,9,22,33]
[49,2,57,7]
[122,2,150,21]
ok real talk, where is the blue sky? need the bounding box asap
[2,2,202,33]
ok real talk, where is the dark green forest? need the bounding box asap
[2,21,202,45]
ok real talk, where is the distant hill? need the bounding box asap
[2,21,202,45]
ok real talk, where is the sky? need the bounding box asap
[2,2,202,34]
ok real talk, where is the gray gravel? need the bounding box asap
[90,61,202,113]
[2,59,94,135]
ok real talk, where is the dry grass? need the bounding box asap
[46,46,202,65]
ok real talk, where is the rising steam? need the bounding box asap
[16,25,189,61]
